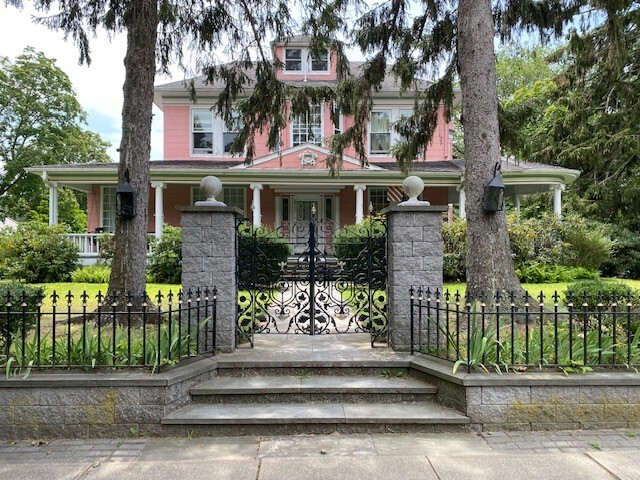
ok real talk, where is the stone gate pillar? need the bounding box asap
[178,176,240,353]
[384,177,446,352]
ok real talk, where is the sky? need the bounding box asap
[0,4,173,161]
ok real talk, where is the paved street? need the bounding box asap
[2,430,640,479]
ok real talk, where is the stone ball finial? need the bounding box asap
[195,176,226,206]
[399,175,430,206]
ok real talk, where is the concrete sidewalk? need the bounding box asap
[1,430,639,479]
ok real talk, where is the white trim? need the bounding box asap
[229,144,385,170]
[189,106,241,157]
[282,47,331,75]
[368,107,415,157]
[290,104,324,148]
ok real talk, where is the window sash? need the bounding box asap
[369,187,389,213]
[102,186,117,233]
[310,50,329,71]
[292,105,322,146]
[285,48,303,71]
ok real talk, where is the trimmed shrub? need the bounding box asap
[71,265,111,283]
[147,226,182,284]
[442,218,466,282]
[563,279,640,309]
[0,222,79,283]
[559,215,614,271]
[0,283,44,351]
[333,217,387,287]
[237,226,291,287]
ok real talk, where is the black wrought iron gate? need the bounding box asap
[236,217,387,346]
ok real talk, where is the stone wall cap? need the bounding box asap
[177,205,242,214]
[382,205,448,214]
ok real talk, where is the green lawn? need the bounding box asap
[31,283,181,311]
[443,279,640,304]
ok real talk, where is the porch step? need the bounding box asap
[162,402,470,426]
[190,374,437,404]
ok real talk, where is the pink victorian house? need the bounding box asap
[28,35,578,262]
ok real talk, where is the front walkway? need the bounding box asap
[1,430,639,479]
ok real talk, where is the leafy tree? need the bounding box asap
[29,187,88,232]
[0,48,110,220]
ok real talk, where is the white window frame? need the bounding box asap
[368,187,389,213]
[101,186,117,233]
[291,104,324,147]
[368,107,415,156]
[190,107,241,157]
[282,47,330,75]
[191,108,214,155]
[369,110,392,155]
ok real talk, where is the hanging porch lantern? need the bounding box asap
[116,168,136,218]
[482,162,505,212]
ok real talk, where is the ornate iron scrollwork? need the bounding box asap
[236,216,388,346]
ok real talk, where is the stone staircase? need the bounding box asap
[161,360,470,435]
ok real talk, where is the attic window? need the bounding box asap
[310,50,329,72]
[285,49,302,71]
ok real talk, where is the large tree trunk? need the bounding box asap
[107,0,158,304]
[458,0,525,301]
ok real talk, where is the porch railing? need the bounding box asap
[1,288,217,372]
[66,233,155,257]
[410,287,640,372]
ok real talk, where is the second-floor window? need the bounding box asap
[192,108,241,156]
[292,105,323,146]
[284,48,330,73]
[370,111,391,154]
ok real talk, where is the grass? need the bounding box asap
[443,279,640,305]
[31,283,181,312]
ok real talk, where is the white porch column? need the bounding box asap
[152,182,165,237]
[458,188,466,220]
[250,183,263,227]
[515,195,521,213]
[354,184,367,223]
[274,195,281,228]
[48,182,58,225]
[552,184,564,219]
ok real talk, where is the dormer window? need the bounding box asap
[283,47,330,74]
[310,50,329,71]
[285,48,303,71]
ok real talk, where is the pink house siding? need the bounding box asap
[163,106,191,160]
[340,188,356,226]
[87,186,101,232]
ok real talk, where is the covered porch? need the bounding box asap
[27,148,579,262]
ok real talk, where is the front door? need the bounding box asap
[292,196,319,253]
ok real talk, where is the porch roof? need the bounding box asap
[26,157,579,193]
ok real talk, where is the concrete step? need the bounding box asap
[162,402,470,430]
[190,375,438,404]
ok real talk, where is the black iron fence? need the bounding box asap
[410,287,640,372]
[1,288,217,372]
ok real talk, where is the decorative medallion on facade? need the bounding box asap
[299,150,317,166]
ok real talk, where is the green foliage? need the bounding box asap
[71,265,112,284]
[6,318,207,372]
[0,48,110,221]
[237,225,290,287]
[0,283,43,352]
[147,226,182,284]
[0,222,79,283]
[97,233,115,265]
[333,216,387,286]
[601,226,640,279]
[563,279,640,309]
[443,214,613,283]
[29,187,88,233]
[442,218,467,282]
[515,264,598,284]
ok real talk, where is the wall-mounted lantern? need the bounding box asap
[116,168,136,218]
[482,162,505,212]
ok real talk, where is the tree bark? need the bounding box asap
[107,0,158,305]
[458,0,526,302]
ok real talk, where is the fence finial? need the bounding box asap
[195,176,226,206]
[398,176,430,206]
